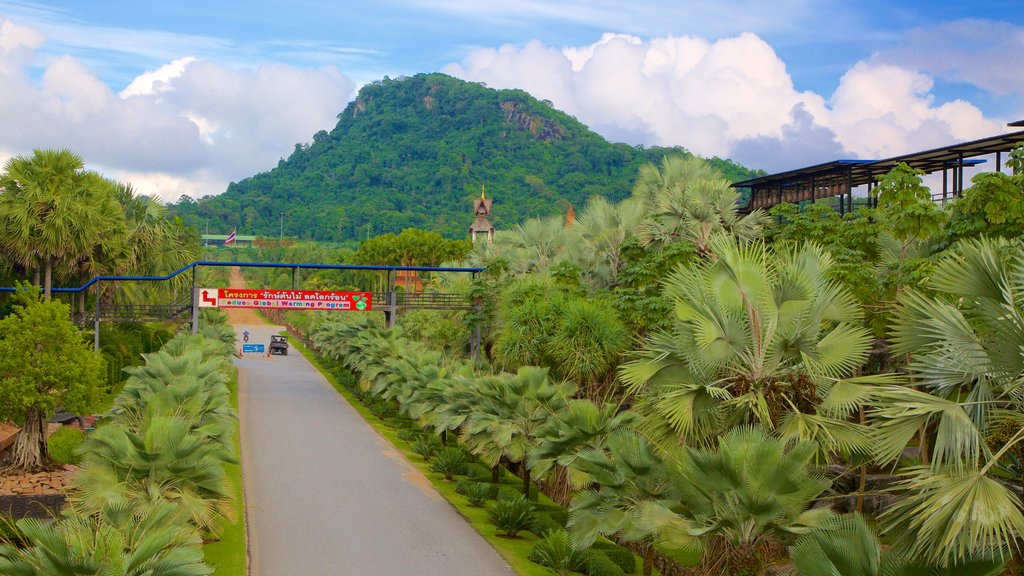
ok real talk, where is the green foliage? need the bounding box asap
[170,73,761,243]
[47,426,85,466]
[353,228,471,266]
[791,513,1004,576]
[630,426,831,574]
[590,542,635,573]
[492,276,628,389]
[529,512,565,538]
[875,162,946,244]
[943,171,1024,245]
[456,480,493,506]
[0,291,105,422]
[489,495,537,537]
[430,447,469,480]
[527,529,587,575]
[582,550,627,576]
[411,434,442,461]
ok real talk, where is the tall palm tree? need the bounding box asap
[0,149,114,299]
[620,236,875,455]
[868,237,1024,566]
[569,196,646,289]
[632,155,768,258]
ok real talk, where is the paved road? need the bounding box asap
[233,322,514,576]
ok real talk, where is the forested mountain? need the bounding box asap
[171,73,762,243]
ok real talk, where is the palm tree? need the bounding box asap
[569,196,646,289]
[867,237,1024,566]
[789,513,1004,576]
[71,414,236,536]
[462,366,574,495]
[620,236,875,455]
[529,399,639,505]
[568,429,672,576]
[0,497,212,576]
[639,426,833,576]
[632,155,768,258]
[0,149,115,299]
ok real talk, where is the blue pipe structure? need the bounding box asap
[0,261,486,293]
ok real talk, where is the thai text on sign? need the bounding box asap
[216,288,372,311]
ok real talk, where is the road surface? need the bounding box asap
[232,319,514,576]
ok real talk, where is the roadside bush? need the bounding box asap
[591,542,635,573]
[583,550,626,576]
[47,426,85,466]
[529,512,563,538]
[466,462,503,481]
[397,429,423,442]
[430,447,468,480]
[455,480,492,507]
[488,495,535,537]
[535,503,568,527]
[528,529,587,575]
[411,435,442,461]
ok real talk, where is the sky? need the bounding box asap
[0,0,1021,202]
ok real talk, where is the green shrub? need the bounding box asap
[367,400,395,419]
[411,435,442,461]
[496,484,523,502]
[535,503,568,527]
[456,480,492,507]
[47,426,85,465]
[397,428,423,442]
[583,550,626,576]
[466,462,502,481]
[488,495,535,537]
[430,447,468,480]
[590,543,635,574]
[528,529,587,575]
[529,512,563,538]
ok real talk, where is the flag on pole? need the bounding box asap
[224,228,236,246]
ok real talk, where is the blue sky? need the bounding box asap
[0,0,1021,199]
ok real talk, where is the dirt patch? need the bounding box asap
[378,438,440,500]
[224,266,265,325]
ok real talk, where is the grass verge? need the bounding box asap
[203,366,247,575]
[288,334,651,576]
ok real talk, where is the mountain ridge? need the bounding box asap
[171,73,763,243]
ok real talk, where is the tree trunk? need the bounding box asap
[857,405,867,513]
[522,465,531,497]
[32,267,40,286]
[643,545,653,576]
[492,464,500,484]
[43,259,53,301]
[440,429,447,447]
[10,405,48,471]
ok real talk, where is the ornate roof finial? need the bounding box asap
[481,183,486,200]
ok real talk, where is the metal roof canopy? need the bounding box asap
[732,129,1024,190]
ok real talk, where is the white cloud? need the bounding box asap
[445,32,1003,171]
[119,56,196,98]
[0,17,355,201]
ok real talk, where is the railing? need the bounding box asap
[372,292,478,311]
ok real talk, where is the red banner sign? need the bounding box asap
[216,288,372,311]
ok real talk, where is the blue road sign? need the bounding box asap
[242,344,265,354]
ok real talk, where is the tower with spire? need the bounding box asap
[469,184,495,243]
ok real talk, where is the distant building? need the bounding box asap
[201,234,256,248]
[469,185,495,243]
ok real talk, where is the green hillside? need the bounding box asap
[171,73,762,243]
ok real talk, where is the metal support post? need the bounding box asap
[191,265,199,335]
[93,290,101,352]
